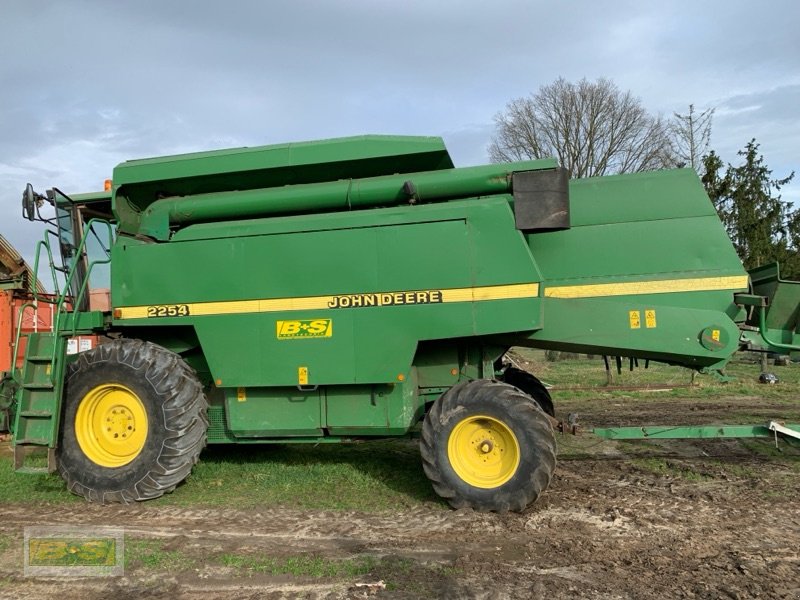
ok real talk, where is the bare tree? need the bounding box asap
[670,104,714,173]
[488,78,675,178]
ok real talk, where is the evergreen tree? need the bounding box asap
[702,140,798,277]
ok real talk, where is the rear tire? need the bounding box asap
[420,380,556,513]
[57,339,208,503]
[501,366,555,417]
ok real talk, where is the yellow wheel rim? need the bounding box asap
[447,415,520,488]
[75,383,148,468]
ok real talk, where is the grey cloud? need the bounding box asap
[0,0,797,263]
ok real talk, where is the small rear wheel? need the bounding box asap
[420,380,556,512]
[57,339,208,503]
[501,366,555,417]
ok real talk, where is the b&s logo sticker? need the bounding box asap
[276,319,332,340]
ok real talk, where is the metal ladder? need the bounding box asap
[11,219,113,473]
[12,330,65,473]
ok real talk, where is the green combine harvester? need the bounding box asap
[2,135,798,512]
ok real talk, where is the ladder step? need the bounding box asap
[12,331,66,458]
[14,438,49,445]
[16,466,51,475]
[22,383,54,390]
[18,410,53,418]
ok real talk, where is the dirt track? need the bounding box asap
[1,395,799,599]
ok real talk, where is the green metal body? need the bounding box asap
[10,135,799,452]
[593,424,800,440]
[740,263,800,353]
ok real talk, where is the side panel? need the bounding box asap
[224,387,323,437]
[519,169,748,365]
[111,198,543,387]
[220,370,423,438]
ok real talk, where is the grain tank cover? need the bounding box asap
[112,135,454,217]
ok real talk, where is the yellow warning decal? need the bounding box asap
[115,283,540,320]
[298,367,309,386]
[237,387,247,402]
[277,319,333,339]
[629,310,641,329]
[645,309,657,328]
[544,275,749,299]
[711,329,720,342]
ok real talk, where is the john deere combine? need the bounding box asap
[3,135,799,511]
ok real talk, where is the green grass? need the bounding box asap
[125,539,195,571]
[0,438,442,510]
[0,452,78,504]
[151,439,442,510]
[711,461,759,479]
[0,533,13,554]
[0,353,796,510]
[739,438,800,459]
[126,544,460,593]
[513,348,800,403]
[218,553,461,593]
[630,457,713,481]
[219,553,378,578]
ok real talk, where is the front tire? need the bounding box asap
[57,339,208,503]
[420,380,556,513]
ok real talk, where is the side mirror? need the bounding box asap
[22,183,37,221]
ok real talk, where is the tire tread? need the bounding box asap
[57,339,208,503]
[420,379,556,513]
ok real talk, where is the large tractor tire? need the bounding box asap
[501,366,555,417]
[420,380,556,513]
[57,339,208,503]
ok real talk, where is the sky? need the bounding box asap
[1,0,798,263]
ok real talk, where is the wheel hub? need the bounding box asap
[447,415,521,488]
[104,405,136,441]
[75,384,148,468]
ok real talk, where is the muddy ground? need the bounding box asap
[1,394,799,599]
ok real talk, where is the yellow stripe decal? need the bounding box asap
[544,275,749,299]
[115,283,540,320]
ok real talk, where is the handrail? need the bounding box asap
[758,305,800,352]
[30,230,62,301]
[10,302,38,385]
[18,218,115,387]
[53,218,114,338]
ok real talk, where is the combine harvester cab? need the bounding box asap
[6,135,800,511]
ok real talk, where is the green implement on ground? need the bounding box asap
[6,134,800,511]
